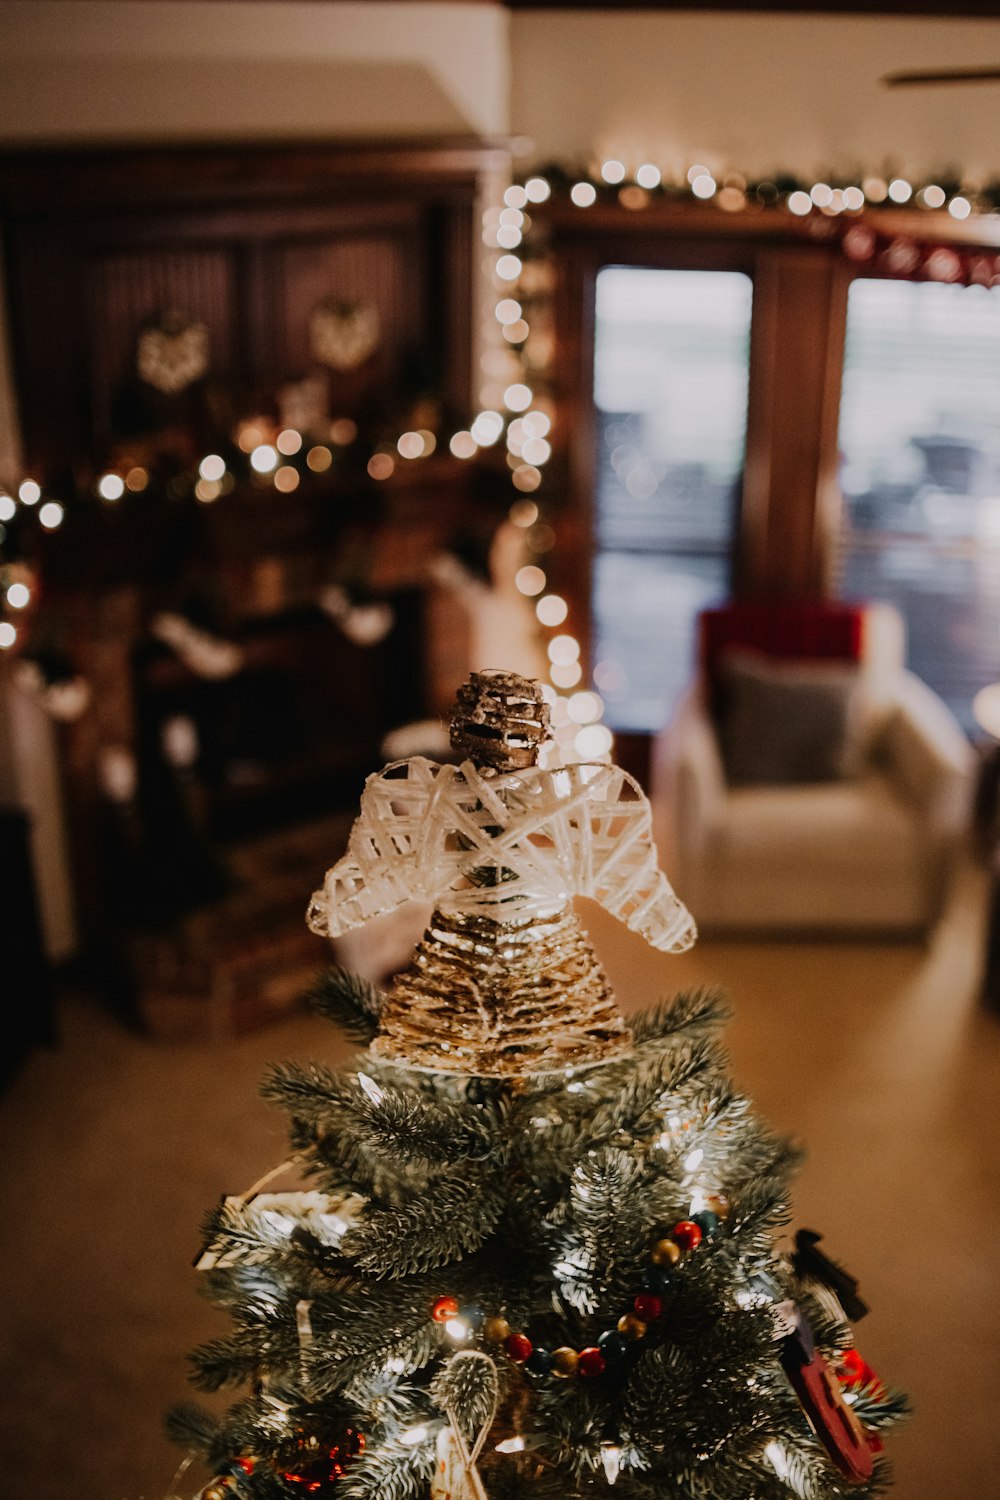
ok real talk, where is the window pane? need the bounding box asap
[838,278,1000,733]
[592,267,752,732]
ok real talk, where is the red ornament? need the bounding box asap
[838,1348,885,1399]
[633,1293,663,1321]
[431,1295,460,1323]
[505,1331,533,1363]
[234,1458,256,1475]
[670,1220,703,1252]
[838,1349,867,1385]
[577,1347,607,1378]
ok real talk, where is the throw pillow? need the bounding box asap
[719,649,865,786]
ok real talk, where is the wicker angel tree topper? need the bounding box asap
[173,671,906,1500]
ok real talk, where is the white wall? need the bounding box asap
[0,1,510,142]
[511,11,1000,182]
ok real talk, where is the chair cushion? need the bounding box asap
[720,772,923,876]
[719,650,864,786]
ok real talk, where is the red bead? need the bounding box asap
[633,1293,663,1321]
[671,1219,703,1252]
[577,1346,607,1378]
[505,1332,533,1363]
[431,1295,459,1323]
[234,1458,255,1474]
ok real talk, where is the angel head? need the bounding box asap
[449,670,551,772]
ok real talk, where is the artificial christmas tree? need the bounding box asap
[170,670,906,1500]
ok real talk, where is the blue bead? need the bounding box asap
[525,1347,553,1375]
[691,1210,721,1239]
[640,1265,672,1295]
[459,1303,485,1330]
[597,1330,629,1363]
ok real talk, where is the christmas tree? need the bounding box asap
[171,671,906,1500]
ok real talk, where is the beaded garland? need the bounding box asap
[430,1202,727,1382]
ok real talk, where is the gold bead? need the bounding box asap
[550,1346,580,1377]
[617,1313,648,1341]
[706,1194,731,1221]
[482,1316,511,1344]
[201,1484,233,1500]
[650,1237,681,1267]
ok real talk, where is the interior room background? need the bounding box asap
[2,6,1000,1500]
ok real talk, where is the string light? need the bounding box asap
[39,501,64,530]
[504,383,532,412]
[515,565,546,597]
[198,454,226,482]
[250,444,278,474]
[6,582,31,609]
[367,454,394,480]
[0,496,15,523]
[636,163,661,189]
[449,431,478,459]
[0,622,16,649]
[570,182,597,208]
[536,594,568,627]
[306,446,333,471]
[96,473,123,501]
[524,177,550,203]
[471,411,504,446]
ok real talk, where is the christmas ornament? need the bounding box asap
[310,297,381,371]
[307,670,695,1074]
[430,1351,499,1500]
[776,1301,874,1485]
[318,584,395,647]
[792,1228,869,1322]
[150,612,244,681]
[136,310,210,395]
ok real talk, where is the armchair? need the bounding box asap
[651,601,974,936]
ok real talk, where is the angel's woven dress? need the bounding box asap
[308,757,696,1074]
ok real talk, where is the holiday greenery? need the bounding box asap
[169,671,907,1500]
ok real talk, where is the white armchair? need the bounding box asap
[651,603,974,936]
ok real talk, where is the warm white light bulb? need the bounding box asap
[39,501,64,530]
[570,182,597,208]
[199,453,226,482]
[97,473,124,501]
[250,444,279,473]
[524,177,551,203]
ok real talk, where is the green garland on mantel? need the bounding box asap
[516,160,1000,218]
